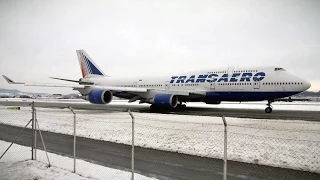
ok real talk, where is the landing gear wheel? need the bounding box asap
[150,104,157,110]
[176,104,187,109]
[265,100,274,113]
[265,107,272,113]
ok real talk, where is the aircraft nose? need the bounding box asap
[303,80,311,91]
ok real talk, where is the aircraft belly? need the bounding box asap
[113,92,136,99]
[205,91,301,101]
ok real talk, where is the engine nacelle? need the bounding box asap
[83,89,113,104]
[204,101,221,104]
[148,94,178,108]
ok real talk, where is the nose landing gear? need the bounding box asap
[265,100,273,113]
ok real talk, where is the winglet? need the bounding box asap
[2,75,24,84]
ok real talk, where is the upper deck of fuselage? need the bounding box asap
[83,65,305,87]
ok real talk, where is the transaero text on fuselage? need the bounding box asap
[170,72,266,83]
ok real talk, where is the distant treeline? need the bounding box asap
[298,91,320,97]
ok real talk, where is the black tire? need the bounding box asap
[150,104,157,110]
[265,107,272,113]
[176,104,187,110]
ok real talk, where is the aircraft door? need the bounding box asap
[210,82,215,90]
[228,66,234,76]
[207,72,216,90]
[133,82,138,88]
[253,81,260,89]
[165,81,170,91]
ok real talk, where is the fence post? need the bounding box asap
[34,109,37,160]
[31,101,35,160]
[128,109,135,180]
[222,115,227,180]
[68,106,76,173]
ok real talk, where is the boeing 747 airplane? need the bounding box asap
[3,50,311,113]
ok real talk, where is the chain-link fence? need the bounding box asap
[1,103,320,180]
[0,105,33,163]
[227,119,320,179]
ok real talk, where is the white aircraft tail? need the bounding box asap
[76,50,106,78]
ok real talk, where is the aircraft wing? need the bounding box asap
[2,75,205,96]
[2,75,149,93]
[3,75,84,88]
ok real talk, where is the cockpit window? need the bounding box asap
[275,68,285,71]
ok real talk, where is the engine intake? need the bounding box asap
[84,89,113,104]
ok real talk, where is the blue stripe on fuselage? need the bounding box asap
[205,91,301,101]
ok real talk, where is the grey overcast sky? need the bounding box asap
[0,0,319,94]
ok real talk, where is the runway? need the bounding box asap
[0,100,319,121]
[1,124,319,180]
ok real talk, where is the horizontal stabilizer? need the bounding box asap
[50,77,94,85]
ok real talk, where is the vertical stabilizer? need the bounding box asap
[76,50,106,78]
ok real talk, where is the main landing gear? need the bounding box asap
[149,102,186,111]
[265,100,273,113]
[176,103,187,110]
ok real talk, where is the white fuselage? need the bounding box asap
[82,66,310,102]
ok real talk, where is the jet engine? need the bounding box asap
[147,94,178,108]
[83,89,113,104]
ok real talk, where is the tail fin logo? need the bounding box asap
[76,50,105,78]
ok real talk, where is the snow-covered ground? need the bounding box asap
[0,105,319,174]
[0,140,155,180]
